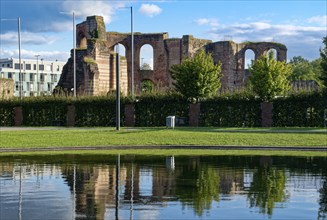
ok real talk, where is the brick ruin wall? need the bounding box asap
[56,15,287,96]
[0,78,14,99]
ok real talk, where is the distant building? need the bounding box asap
[0,58,66,97]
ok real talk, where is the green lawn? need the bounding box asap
[0,127,326,149]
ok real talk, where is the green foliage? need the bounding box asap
[249,51,292,101]
[170,49,223,102]
[134,93,188,126]
[248,165,287,216]
[320,37,327,87]
[289,56,322,83]
[140,80,155,93]
[175,163,220,216]
[199,92,261,127]
[140,63,152,70]
[273,90,327,127]
[74,96,128,126]
[0,99,19,126]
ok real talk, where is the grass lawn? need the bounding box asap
[0,127,326,149]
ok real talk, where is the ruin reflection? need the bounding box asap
[0,155,326,219]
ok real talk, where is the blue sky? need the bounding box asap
[1,0,326,64]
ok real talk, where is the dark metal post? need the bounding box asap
[115,154,120,220]
[116,46,121,131]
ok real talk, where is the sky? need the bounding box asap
[0,0,326,65]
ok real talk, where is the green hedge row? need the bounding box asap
[134,93,189,126]
[199,95,262,127]
[0,91,326,127]
[273,91,327,127]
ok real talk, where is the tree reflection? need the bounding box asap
[175,161,220,216]
[318,178,327,219]
[247,165,288,216]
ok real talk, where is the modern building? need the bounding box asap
[0,58,66,97]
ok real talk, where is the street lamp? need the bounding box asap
[60,11,76,99]
[118,7,134,97]
[1,17,22,99]
[35,54,40,96]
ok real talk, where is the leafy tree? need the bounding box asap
[289,56,322,85]
[320,37,327,87]
[140,62,152,70]
[141,80,155,93]
[170,49,222,102]
[249,51,292,101]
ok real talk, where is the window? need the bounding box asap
[15,82,19,91]
[26,82,30,91]
[7,64,11,68]
[26,64,31,70]
[34,64,37,70]
[47,83,51,91]
[39,64,44,71]
[30,73,34,81]
[54,74,57,82]
[56,65,60,71]
[1,64,4,67]
[8,72,12,79]
[14,63,23,69]
[40,73,44,82]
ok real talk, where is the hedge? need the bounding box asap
[0,91,326,127]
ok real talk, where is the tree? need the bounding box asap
[140,62,152,70]
[320,37,327,87]
[249,51,292,101]
[170,49,222,102]
[289,56,322,84]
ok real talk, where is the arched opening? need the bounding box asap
[266,48,277,60]
[141,79,155,93]
[79,36,87,49]
[113,43,128,95]
[140,44,154,70]
[244,49,255,69]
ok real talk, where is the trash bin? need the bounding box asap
[166,116,175,128]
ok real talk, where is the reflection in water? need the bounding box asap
[0,155,326,220]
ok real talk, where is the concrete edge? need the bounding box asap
[0,145,327,153]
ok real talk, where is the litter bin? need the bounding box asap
[166,116,175,128]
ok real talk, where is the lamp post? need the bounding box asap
[1,17,22,99]
[35,54,40,96]
[60,11,76,99]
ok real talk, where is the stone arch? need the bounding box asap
[78,32,87,49]
[244,49,255,69]
[139,44,154,70]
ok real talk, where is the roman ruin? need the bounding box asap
[56,15,287,96]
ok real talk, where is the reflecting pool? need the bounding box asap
[0,155,326,220]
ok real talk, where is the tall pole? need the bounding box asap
[116,45,120,131]
[131,7,134,98]
[35,55,40,96]
[73,11,76,99]
[18,17,22,100]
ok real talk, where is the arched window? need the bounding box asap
[79,36,87,49]
[114,43,126,58]
[266,48,277,60]
[244,49,255,69]
[140,44,154,70]
[141,79,155,93]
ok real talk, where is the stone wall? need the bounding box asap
[0,78,14,99]
[57,15,287,96]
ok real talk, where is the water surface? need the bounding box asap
[0,155,326,219]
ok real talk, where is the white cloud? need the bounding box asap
[0,31,58,45]
[307,15,327,26]
[139,4,162,17]
[61,0,125,24]
[1,49,69,62]
[194,18,219,27]
[207,21,325,60]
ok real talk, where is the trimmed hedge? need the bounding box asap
[21,97,68,126]
[0,91,326,127]
[273,91,327,127]
[134,93,189,126]
[199,95,261,127]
